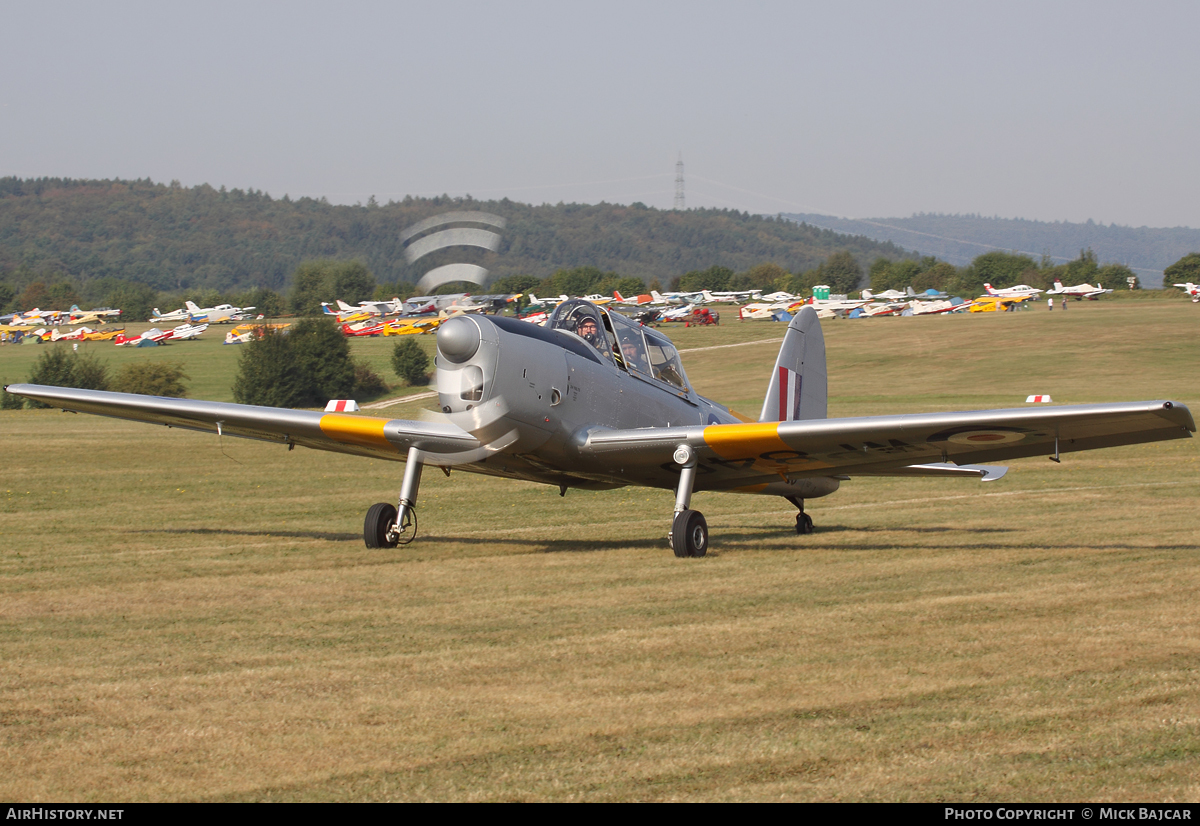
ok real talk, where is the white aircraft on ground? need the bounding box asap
[1045,280,1113,300]
[854,302,906,317]
[861,288,909,301]
[524,293,570,309]
[864,287,951,301]
[166,322,209,341]
[652,290,704,305]
[186,301,256,323]
[701,289,762,304]
[983,283,1043,298]
[738,301,794,320]
[758,291,799,303]
[1173,282,1200,302]
[7,308,58,326]
[907,298,973,315]
[810,296,870,315]
[150,306,192,324]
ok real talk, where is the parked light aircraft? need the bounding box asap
[611,290,654,306]
[9,301,1193,558]
[322,303,373,324]
[67,305,122,325]
[150,307,192,324]
[7,308,56,326]
[1045,280,1113,300]
[651,290,704,305]
[186,301,255,323]
[166,322,209,341]
[861,288,910,301]
[907,297,971,315]
[524,293,570,309]
[1173,282,1200,302]
[983,283,1043,298]
[114,328,174,347]
[758,291,800,303]
[863,287,951,301]
[701,289,762,303]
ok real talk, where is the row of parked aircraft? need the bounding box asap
[150,301,259,325]
[0,304,122,327]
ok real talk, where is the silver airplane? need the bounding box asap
[8,300,1194,558]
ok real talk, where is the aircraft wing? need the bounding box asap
[577,401,1194,490]
[6,384,482,463]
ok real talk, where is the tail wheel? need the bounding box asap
[670,509,708,558]
[364,502,398,548]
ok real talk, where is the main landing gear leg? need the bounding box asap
[669,445,708,558]
[786,495,814,535]
[365,447,424,548]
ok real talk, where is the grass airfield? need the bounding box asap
[2,301,1199,801]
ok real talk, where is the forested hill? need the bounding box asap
[0,177,908,293]
[783,212,1200,287]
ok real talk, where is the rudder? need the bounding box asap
[759,305,827,422]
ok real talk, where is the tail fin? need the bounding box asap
[983,283,997,295]
[185,301,201,313]
[759,305,827,422]
[613,290,625,302]
[906,286,917,297]
[861,289,874,300]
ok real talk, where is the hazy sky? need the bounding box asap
[4,1,1198,228]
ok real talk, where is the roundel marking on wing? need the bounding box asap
[927,426,1031,446]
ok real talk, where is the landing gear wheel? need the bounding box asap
[365,502,398,548]
[671,509,708,558]
[796,512,814,535]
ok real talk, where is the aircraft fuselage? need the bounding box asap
[434,304,743,492]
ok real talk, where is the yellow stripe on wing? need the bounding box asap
[319,414,397,450]
[702,422,833,474]
[702,422,789,459]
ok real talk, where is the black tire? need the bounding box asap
[364,502,398,548]
[795,512,814,535]
[671,509,708,558]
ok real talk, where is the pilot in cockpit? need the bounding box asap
[575,315,604,351]
[620,338,649,373]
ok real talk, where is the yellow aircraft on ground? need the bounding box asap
[969,295,1035,313]
[382,317,442,336]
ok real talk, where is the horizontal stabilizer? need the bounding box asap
[855,463,1008,481]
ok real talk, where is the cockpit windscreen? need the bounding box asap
[549,299,612,358]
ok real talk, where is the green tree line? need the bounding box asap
[0,176,909,301]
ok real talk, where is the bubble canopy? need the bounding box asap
[548,299,691,394]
